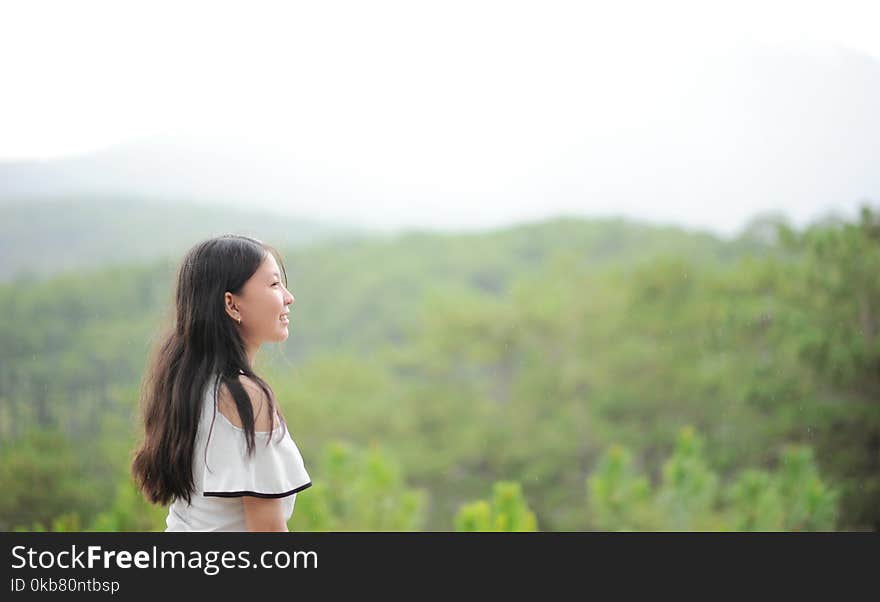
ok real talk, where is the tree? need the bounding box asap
[1,429,101,531]
[656,427,722,530]
[88,477,169,532]
[775,445,838,531]
[587,444,656,530]
[585,428,838,531]
[774,205,880,529]
[291,440,428,531]
[454,481,538,531]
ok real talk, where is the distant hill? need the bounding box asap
[0,197,367,282]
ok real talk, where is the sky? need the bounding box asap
[1,0,878,237]
[1,0,878,160]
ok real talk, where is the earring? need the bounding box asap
[237,317,242,324]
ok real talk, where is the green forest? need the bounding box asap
[0,203,877,531]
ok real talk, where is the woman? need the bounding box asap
[131,234,312,531]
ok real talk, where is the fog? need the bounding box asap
[1,0,878,237]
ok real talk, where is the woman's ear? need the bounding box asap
[224,292,241,322]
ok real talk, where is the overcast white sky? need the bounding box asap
[1,0,878,160]
[1,0,878,237]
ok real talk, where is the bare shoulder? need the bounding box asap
[217,374,274,431]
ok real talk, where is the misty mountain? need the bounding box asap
[0,197,366,282]
[1,44,878,236]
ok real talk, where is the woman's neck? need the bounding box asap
[245,346,258,371]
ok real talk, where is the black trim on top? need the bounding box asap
[204,482,312,499]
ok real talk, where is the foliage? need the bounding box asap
[454,481,538,531]
[88,477,169,532]
[291,440,428,531]
[656,426,721,530]
[587,427,838,531]
[0,430,103,531]
[587,444,655,530]
[0,207,875,531]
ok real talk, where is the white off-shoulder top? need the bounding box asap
[165,373,312,531]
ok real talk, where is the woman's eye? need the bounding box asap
[272,282,280,287]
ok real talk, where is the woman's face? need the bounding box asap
[225,252,295,349]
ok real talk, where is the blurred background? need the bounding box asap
[1,0,878,531]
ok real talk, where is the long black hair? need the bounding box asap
[132,234,289,505]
